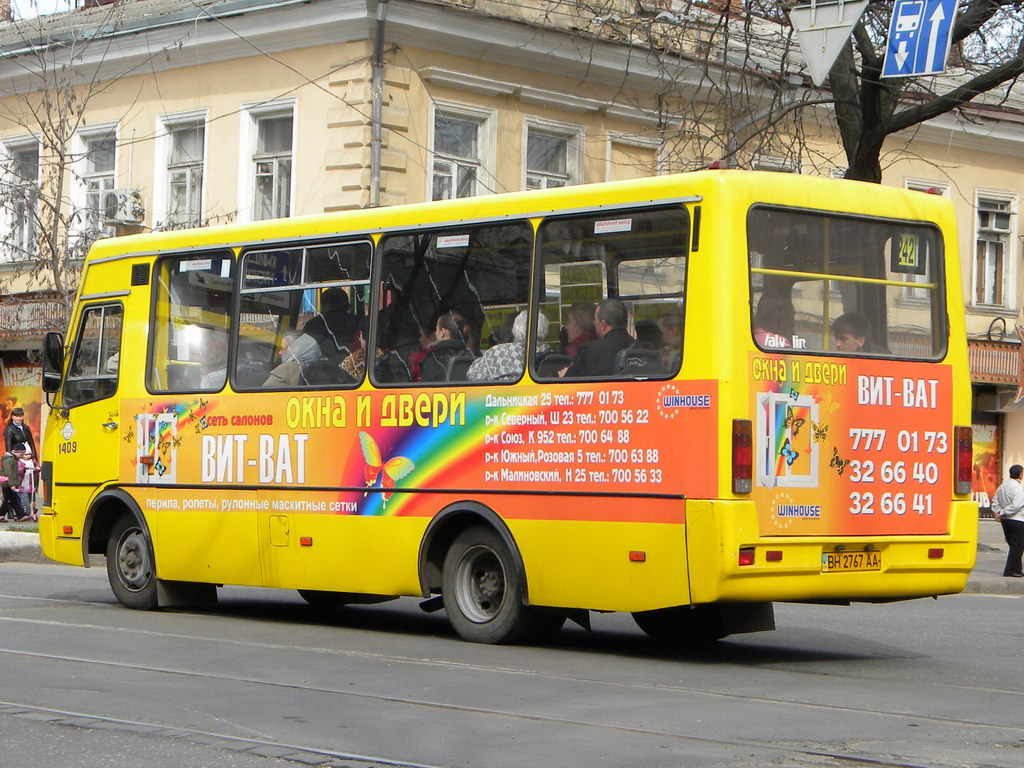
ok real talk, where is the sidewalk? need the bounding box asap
[962,519,1024,595]
[1,522,1022,594]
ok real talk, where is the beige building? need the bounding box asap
[0,0,1020,492]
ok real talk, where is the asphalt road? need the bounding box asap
[1,560,1022,768]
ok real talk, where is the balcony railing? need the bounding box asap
[968,338,1022,385]
[0,292,68,343]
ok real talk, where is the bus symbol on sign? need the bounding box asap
[894,1,924,32]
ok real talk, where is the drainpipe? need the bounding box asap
[370,0,390,208]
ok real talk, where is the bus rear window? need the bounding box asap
[748,207,946,359]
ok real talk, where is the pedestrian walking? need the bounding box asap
[3,406,37,457]
[993,464,1024,578]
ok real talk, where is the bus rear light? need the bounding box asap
[954,426,972,495]
[732,419,753,494]
[299,537,313,547]
[62,525,73,535]
[629,550,646,562]
[765,550,783,562]
[738,547,755,566]
[928,548,944,560]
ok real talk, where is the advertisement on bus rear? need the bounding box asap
[751,352,952,536]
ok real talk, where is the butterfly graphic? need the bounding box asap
[819,391,841,414]
[784,406,806,436]
[358,432,415,508]
[123,426,135,444]
[171,434,183,448]
[812,421,829,443]
[154,458,168,477]
[830,447,850,476]
[779,438,799,467]
[789,388,799,401]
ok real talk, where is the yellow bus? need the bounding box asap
[39,171,977,644]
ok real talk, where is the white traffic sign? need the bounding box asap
[881,0,958,78]
[789,0,869,86]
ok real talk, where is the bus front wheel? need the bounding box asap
[106,514,158,610]
[442,525,533,644]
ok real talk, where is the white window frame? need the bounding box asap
[71,123,118,240]
[237,99,296,224]
[1,136,40,263]
[429,101,495,201]
[154,111,207,230]
[605,132,662,182]
[523,119,583,190]
[972,190,1017,311]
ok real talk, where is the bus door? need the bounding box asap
[52,303,125,516]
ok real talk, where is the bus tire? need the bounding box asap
[442,525,532,644]
[106,514,158,610]
[632,605,729,643]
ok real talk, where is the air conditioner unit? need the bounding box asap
[100,188,145,225]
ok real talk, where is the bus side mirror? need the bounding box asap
[41,331,64,393]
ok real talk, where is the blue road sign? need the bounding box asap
[881,0,958,78]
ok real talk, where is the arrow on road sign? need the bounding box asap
[789,0,869,86]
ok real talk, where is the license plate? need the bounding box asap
[822,550,881,573]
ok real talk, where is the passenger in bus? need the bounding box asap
[467,311,550,382]
[303,287,359,361]
[487,313,517,347]
[341,318,382,381]
[560,302,597,358]
[634,319,663,350]
[832,312,883,354]
[420,310,474,383]
[752,292,795,349]
[200,333,229,389]
[262,331,323,387]
[559,298,634,378]
[658,310,684,370]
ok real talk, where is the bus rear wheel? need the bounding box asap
[632,605,730,643]
[106,514,158,610]
[442,525,536,644]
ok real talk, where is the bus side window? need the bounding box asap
[375,221,532,386]
[535,207,688,381]
[149,252,234,394]
[63,304,123,408]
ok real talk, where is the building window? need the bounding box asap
[82,132,115,231]
[253,114,292,220]
[4,142,39,260]
[526,125,580,189]
[83,131,116,235]
[432,112,483,200]
[167,122,204,228]
[974,196,1014,308]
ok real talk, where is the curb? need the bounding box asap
[0,530,51,564]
